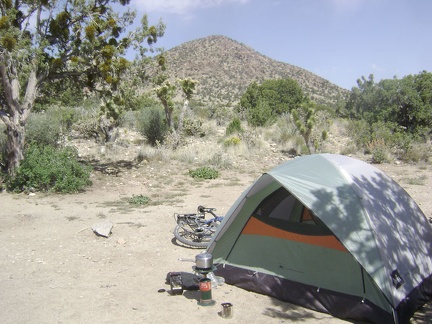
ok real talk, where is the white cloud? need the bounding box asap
[134,0,249,15]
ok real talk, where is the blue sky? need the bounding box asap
[131,0,432,90]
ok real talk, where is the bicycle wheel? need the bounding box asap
[173,224,210,248]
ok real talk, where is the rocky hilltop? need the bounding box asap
[161,35,348,107]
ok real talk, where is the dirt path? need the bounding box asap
[0,159,431,323]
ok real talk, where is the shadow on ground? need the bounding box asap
[88,159,141,176]
[411,302,432,323]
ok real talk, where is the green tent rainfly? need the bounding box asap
[208,154,432,324]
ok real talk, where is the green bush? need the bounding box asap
[136,106,168,146]
[366,139,389,164]
[128,194,150,205]
[7,145,92,193]
[239,79,305,127]
[226,117,243,135]
[247,99,274,127]
[189,167,219,179]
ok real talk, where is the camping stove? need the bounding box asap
[193,253,217,306]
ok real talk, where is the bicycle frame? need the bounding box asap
[173,206,223,248]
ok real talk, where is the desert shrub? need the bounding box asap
[210,104,232,126]
[189,166,219,179]
[341,144,359,156]
[239,78,305,127]
[347,119,371,149]
[189,100,210,119]
[226,117,243,136]
[26,106,79,147]
[270,113,297,144]
[128,194,150,205]
[207,151,232,169]
[224,136,241,147]
[136,106,168,146]
[119,110,137,128]
[366,139,390,164]
[399,142,430,163]
[370,121,396,145]
[247,99,273,127]
[72,106,101,140]
[7,144,92,193]
[240,128,263,150]
[49,105,78,131]
[136,145,170,163]
[183,118,206,137]
[26,112,62,147]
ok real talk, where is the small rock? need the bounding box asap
[117,237,126,244]
[91,220,113,237]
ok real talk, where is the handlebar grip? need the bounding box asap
[197,205,217,213]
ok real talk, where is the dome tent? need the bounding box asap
[208,154,432,323]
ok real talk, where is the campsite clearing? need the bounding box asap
[0,157,431,323]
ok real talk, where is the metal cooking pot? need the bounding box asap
[195,253,213,270]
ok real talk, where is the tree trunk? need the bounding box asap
[0,64,37,176]
[177,99,189,134]
[5,123,26,176]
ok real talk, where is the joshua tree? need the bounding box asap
[177,78,197,134]
[0,0,164,175]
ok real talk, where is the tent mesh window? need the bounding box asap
[253,187,331,236]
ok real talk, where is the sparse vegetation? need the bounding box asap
[189,167,220,179]
[135,106,168,146]
[404,175,427,186]
[128,194,151,205]
[1,35,430,195]
[224,137,241,147]
[226,117,243,135]
[6,144,92,193]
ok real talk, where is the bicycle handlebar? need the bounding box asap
[197,205,217,214]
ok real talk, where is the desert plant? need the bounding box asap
[247,98,273,127]
[0,0,164,176]
[399,142,430,163]
[182,118,206,137]
[266,113,297,145]
[366,139,390,164]
[208,104,232,125]
[26,112,63,147]
[7,145,92,193]
[189,167,219,179]
[224,137,241,147]
[239,78,305,127]
[72,105,107,141]
[128,194,150,205]
[136,106,168,146]
[347,119,372,149]
[226,117,243,135]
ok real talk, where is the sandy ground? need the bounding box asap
[1,156,431,324]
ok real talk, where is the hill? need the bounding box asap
[161,35,349,107]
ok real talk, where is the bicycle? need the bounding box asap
[173,206,224,248]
